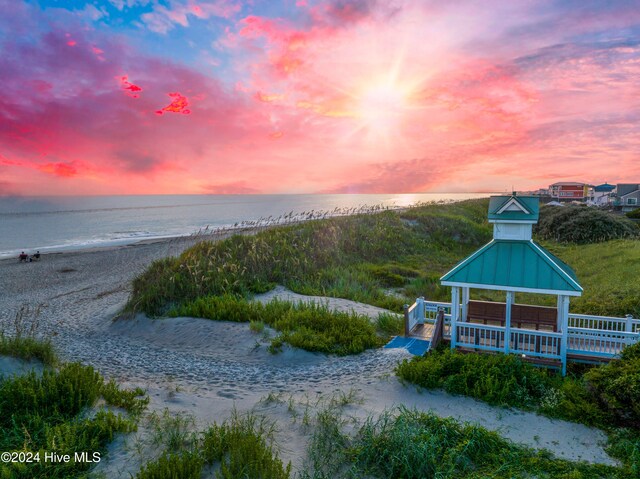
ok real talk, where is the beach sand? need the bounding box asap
[0,236,616,476]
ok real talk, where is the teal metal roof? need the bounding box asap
[440,240,582,295]
[488,195,540,222]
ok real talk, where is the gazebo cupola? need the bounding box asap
[440,194,583,374]
[488,193,538,241]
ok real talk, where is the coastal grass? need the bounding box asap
[396,344,640,474]
[0,362,148,479]
[302,405,629,479]
[1,304,57,366]
[0,333,57,367]
[170,296,385,355]
[127,200,492,317]
[136,412,291,479]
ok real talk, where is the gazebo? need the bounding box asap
[440,194,581,374]
[401,194,639,375]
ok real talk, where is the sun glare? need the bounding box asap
[357,82,408,135]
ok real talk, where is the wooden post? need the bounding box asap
[626,314,634,333]
[559,295,569,376]
[505,291,514,354]
[450,287,459,349]
[403,304,410,337]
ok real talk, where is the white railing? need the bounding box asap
[406,302,419,333]
[568,313,639,333]
[568,327,640,357]
[423,301,452,323]
[408,298,640,361]
[510,327,563,360]
[455,323,505,353]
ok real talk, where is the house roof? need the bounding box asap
[550,182,586,186]
[487,195,539,222]
[616,184,640,197]
[594,183,616,192]
[440,239,583,296]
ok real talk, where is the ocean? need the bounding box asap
[0,193,490,257]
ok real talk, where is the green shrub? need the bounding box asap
[0,363,146,478]
[625,208,640,219]
[536,206,638,243]
[396,348,552,408]
[583,343,640,428]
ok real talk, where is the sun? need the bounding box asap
[356,81,409,136]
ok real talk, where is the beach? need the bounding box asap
[0,235,617,476]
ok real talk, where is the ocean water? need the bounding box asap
[0,193,489,257]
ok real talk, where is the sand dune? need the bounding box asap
[0,238,616,476]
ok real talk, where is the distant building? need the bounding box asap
[591,183,616,206]
[548,182,590,201]
[615,183,640,212]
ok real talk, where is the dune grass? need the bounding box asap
[301,404,630,479]
[170,296,385,355]
[0,333,57,367]
[0,362,148,479]
[127,200,493,317]
[136,412,291,479]
[396,344,640,475]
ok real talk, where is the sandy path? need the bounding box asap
[0,239,616,476]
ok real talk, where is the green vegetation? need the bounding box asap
[0,334,57,367]
[1,304,57,366]
[396,347,550,408]
[127,200,492,317]
[0,362,148,479]
[625,208,640,219]
[136,412,291,479]
[302,404,629,479]
[396,344,640,475]
[535,205,639,244]
[171,296,385,355]
[129,199,640,329]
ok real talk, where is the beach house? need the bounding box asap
[403,194,639,374]
[614,183,640,212]
[548,182,590,201]
[590,183,616,206]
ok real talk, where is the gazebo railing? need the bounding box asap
[456,323,505,353]
[567,327,639,357]
[509,328,562,360]
[568,313,639,333]
[407,298,639,362]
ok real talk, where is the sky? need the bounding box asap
[0,0,639,195]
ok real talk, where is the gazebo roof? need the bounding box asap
[440,239,583,296]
